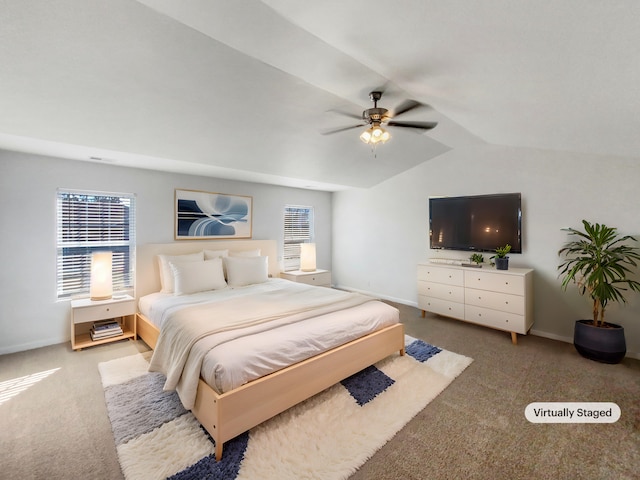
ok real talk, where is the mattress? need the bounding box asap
[140,279,399,394]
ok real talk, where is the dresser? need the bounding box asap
[417,263,533,344]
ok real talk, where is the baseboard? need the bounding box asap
[333,284,417,308]
[529,329,573,345]
[0,336,66,356]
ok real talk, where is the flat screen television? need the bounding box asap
[429,193,522,253]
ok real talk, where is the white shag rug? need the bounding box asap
[99,336,472,480]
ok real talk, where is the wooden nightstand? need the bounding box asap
[280,269,332,287]
[70,295,136,350]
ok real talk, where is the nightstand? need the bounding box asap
[280,269,332,287]
[70,295,136,350]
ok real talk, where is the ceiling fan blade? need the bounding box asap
[387,120,438,130]
[321,124,365,135]
[327,108,362,120]
[391,99,425,118]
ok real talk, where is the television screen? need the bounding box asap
[429,193,522,253]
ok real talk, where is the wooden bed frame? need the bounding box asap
[135,239,405,460]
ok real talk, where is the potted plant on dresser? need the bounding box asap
[558,220,640,363]
[491,244,511,270]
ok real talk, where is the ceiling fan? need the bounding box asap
[322,91,437,145]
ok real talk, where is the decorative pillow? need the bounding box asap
[170,258,227,295]
[225,256,269,287]
[157,251,204,293]
[229,249,261,257]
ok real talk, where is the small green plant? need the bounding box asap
[470,253,485,264]
[495,244,511,258]
[490,244,511,261]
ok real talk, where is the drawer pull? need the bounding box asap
[106,308,110,312]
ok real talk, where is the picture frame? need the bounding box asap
[175,189,253,240]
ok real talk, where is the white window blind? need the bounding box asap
[56,190,136,299]
[283,205,314,271]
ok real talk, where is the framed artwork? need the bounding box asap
[175,189,253,239]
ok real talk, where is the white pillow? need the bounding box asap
[157,251,204,293]
[203,249,229,260]
[225,256,269,287]
[170,258,227,295]
[204,248,230,278]
[230,249,261,257]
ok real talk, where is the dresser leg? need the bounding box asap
[421,310,425,318]
[511,332,518,345]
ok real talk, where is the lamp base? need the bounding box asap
[90,295,113,301]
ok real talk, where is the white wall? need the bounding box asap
[0,150,332,354]
[332,144,640,358]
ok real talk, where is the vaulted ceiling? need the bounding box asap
[1,1,638,190]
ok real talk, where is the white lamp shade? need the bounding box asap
[90,251,113,300]
[300,243,317,272]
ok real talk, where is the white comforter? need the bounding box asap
[148,280,379,409]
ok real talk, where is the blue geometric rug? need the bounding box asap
[99,336,472,480]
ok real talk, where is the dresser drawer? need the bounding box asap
[464,270,524,295]
[300,271,331,286]
[418,296,465,320]
[72,299,136,324]
[464,305,527,334]
[417,265,464,286]
[418,281,464,303]
[464,288,524,315]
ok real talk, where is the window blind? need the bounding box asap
[283,205,314,271]
[56,190,136,299]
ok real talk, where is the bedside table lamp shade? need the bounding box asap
[300,243,316,272]
[90,251,113,300]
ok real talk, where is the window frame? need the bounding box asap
[56,189,136,300]
[283,205,314,271]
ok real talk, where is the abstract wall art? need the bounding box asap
[175,189,253,239]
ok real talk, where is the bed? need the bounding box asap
[135,239,405,461]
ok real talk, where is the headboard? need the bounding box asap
[135,239,280,299]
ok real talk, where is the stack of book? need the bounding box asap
[90,319,123,341]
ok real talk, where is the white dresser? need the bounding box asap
[417,263,533,344]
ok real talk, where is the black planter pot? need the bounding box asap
[495,257,509,270]
[574,319,626,364]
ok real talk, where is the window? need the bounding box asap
[56,189,136,299]
[283,205,314,271]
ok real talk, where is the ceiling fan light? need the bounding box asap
[370,125,390,144]
[359,128,373,143]
[360,125,390,145]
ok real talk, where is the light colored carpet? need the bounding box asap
[98,336,472,480]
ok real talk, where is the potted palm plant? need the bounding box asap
[558,220,640,363]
